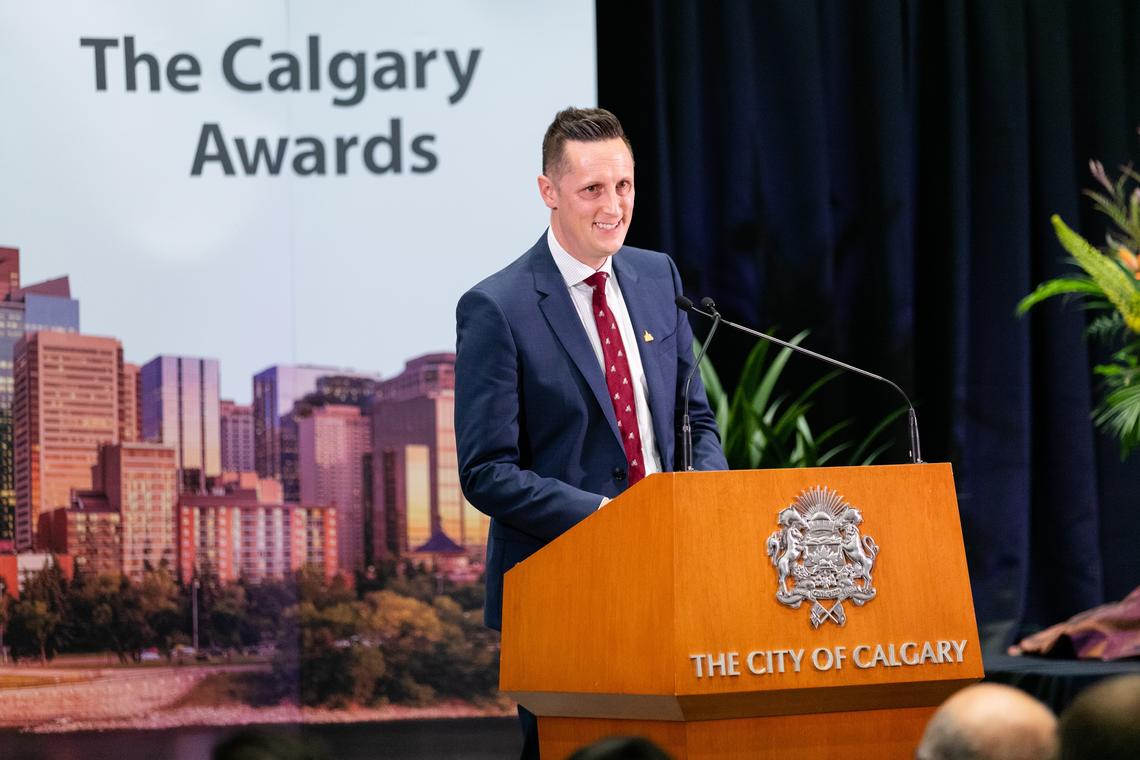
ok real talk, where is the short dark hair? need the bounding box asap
[1059,675,1140,760]
[542,107,633,177]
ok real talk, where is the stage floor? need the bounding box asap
[984,652,1140,713]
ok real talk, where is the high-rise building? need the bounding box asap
[252,365,380,479]
[178,487,337,584]
[140,356,221,492]
[371,353,488,559]
[315,375,382,410]
[40,492,123,577]
[37,444,177,580]
[220,400,255,473]
[121,362,141,443]
[269,372,381,504]
[377,443,432,555]
[96,442,178,579]
[0,247,80,545]
[279,412,300,503]
[298,404,371,571]
[21,280,80,334]
[0,247,19,300]
[13,332,122,551]
[377,353,455,402]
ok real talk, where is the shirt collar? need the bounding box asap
[547,226,614,288]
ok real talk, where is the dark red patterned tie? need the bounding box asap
[584,271,645,485]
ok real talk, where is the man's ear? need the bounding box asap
[537,174,558,210]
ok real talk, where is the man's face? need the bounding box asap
[538,137,635,268]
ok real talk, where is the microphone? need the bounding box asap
[677,296,721,471]
[676,296,924,464]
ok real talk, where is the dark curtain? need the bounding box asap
[597,0,1140,649]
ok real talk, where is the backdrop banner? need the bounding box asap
[0,1,594,746]
[0,0,596,397]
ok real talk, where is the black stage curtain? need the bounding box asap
[597,0,1140,649]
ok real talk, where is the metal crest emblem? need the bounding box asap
[765,486,879,628]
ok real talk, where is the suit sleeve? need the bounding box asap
[668,260,729,471]
[455,287,601,542]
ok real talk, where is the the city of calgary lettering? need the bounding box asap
[688,639,968,679]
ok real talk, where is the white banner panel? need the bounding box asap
[0,1,596,399]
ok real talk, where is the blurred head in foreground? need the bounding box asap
[213,729,327,760]
[567,735,673,760]
[1057,674,1140,760]
[915,683,1057,760]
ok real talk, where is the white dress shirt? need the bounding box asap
[547,227,663,482]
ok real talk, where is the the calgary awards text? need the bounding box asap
[79,36,482,177]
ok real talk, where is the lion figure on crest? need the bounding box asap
[766,507,807,597]
[838,508,878,587]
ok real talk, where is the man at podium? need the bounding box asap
[455,107,726,757]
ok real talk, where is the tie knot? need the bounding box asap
[584,271,609,291]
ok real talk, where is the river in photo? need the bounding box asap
[0,717,522,760]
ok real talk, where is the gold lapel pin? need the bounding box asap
[643,330,654,343]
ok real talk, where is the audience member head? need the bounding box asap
[1057,674,1140,760]
[916,683,1057,760]
[567,735,673,760]
[213,729,327,760]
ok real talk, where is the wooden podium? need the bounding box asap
[500,464,982,759]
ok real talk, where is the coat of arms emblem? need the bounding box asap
[765,486,879,628]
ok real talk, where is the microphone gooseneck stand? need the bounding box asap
[675,296,923,465]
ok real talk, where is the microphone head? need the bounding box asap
[699,297,721,316]
[675,295,694,312]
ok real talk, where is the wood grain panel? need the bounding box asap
[672,464,982,701]
[501,464,982,722]
[500,474,677,695]
[539,706,937,759]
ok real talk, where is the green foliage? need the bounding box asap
[9,601,60,663]
[0,578,10,662]
[139,567,183,658]
[1050,216,1140,332]
[4,561,500,709]
[77,574,146,661]
[1093,340,1140,456]
[239,578,297,646]
[6,563,68,662]
[1019,158,1140,458]
[384,571,438,604]
[698,335,905,469]
[280,600,369,706]
[1016,276,1107,315]
[1087,313,1130,344]
[270,581,500,708]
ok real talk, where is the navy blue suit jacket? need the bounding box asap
[455,234,727,630]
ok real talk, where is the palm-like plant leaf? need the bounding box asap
[849,406,910,465]
[1051,215,1140,333]
[1021,161,1140,459]
[1094,381,1140,458]
[696,342,729,434]
[1084,190,1140,242]
[1015,276,1106,315]
[755,334,806,414]
[698,331,903,469]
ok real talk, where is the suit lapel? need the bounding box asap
[531,240,623,450]
[614,254,675,471]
